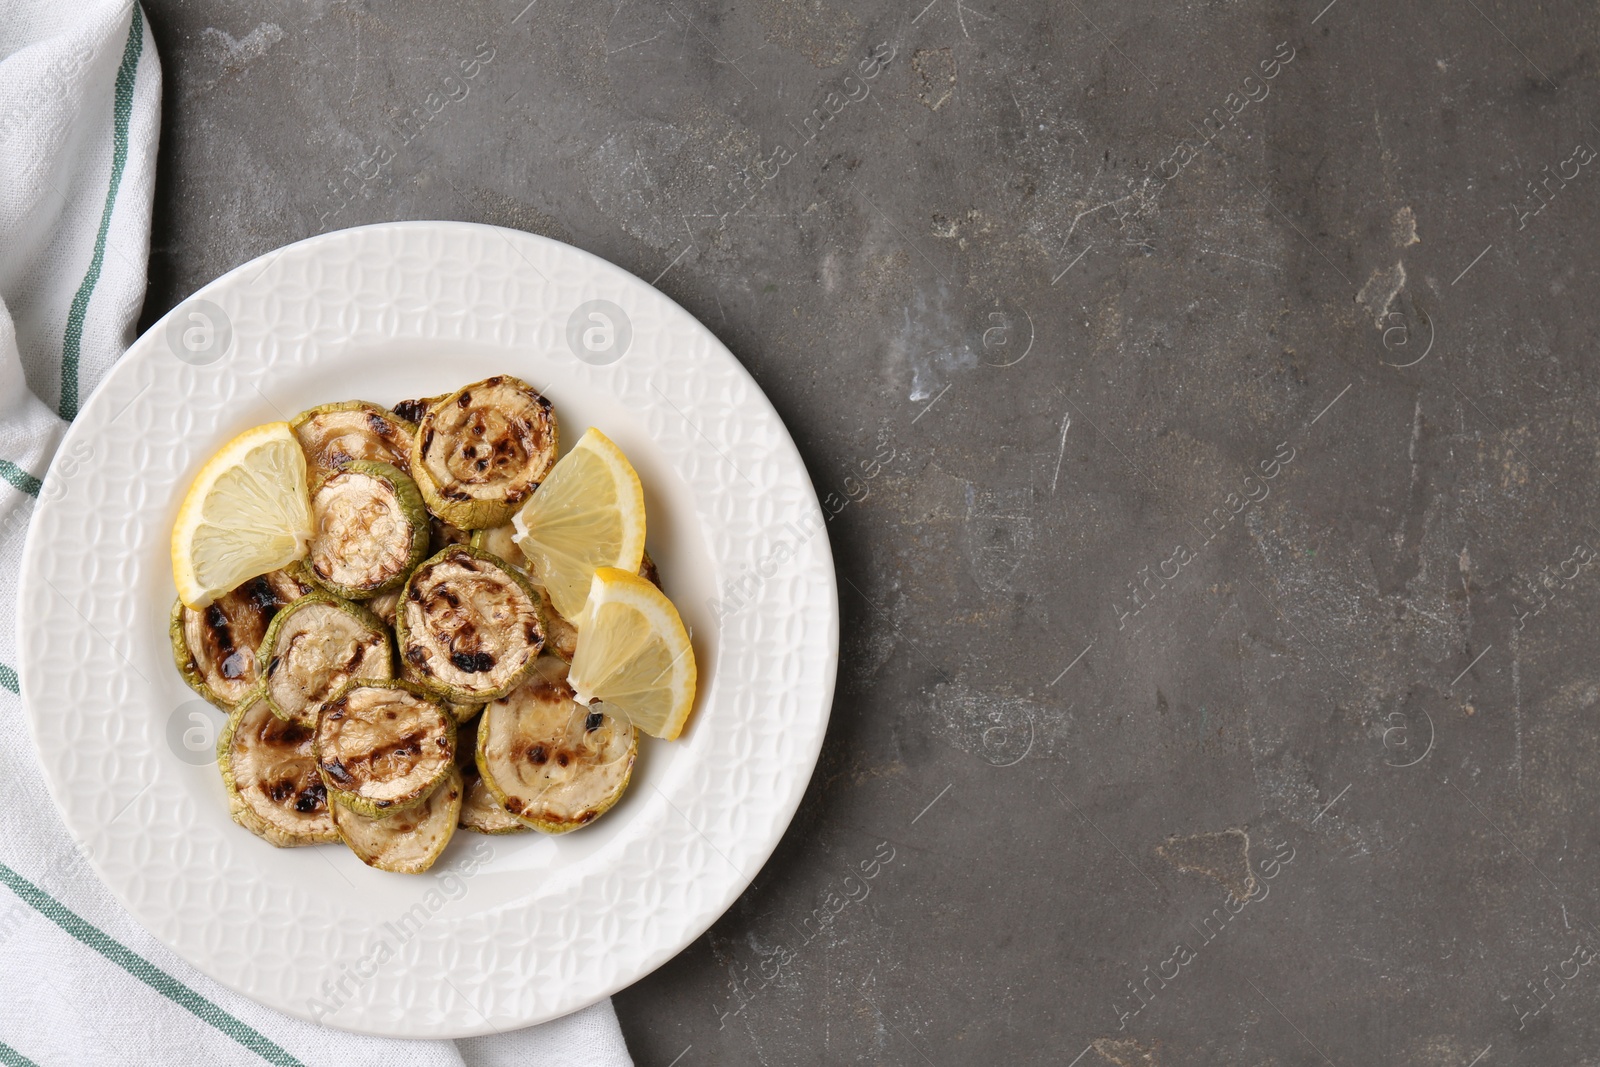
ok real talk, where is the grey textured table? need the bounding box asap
[139,1,1600,1063]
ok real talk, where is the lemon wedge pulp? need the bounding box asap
[510,427,646,621]
[567,567,697,740]
[172,422,313,608]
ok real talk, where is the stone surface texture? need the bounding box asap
[138,0,1600,1063]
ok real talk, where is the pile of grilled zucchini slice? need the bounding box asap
[174,377,640,873]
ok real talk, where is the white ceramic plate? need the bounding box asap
[16,221,837,1036]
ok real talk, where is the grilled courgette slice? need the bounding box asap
[315,678,456,817]
[306,460,430,601]
[171,566,315,709]
[468,523,524,568]
[367,588,401,629]
[540,597,580,663]
[332,766,463,873]
[396,545,545,702]
[260,592,391,723]
[429,515,471,553]
[456,719,528,835]
[408,376,558,529]
[218,686,338,847]
[460,765,528,834]
[477,656,636,834]
[468,526,578,661]
[290,400,415,487]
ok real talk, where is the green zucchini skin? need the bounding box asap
[408,376,559,529]
[217,685,339,847]
[465,530,663,663]
[455,718,529,834]
[314,678,456,819]
[332,766,463,873]
[459,772,530,834]
[468,527,580,662]
[475,657,636,835]
[445,701,483,724]
[170,566,316,710]
[258,592,392,724]
[305,460,431,601]
[290,400,416,488]
[395,545,546,703]
[467,525,524,568]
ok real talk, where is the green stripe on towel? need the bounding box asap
[59,3,145,420]
[0,863,306,1067]
[0,663,17,694]
[0,1038,41,1067]
[0,460,40,497]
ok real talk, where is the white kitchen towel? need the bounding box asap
[0,4,633,1064]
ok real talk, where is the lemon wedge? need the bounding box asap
[510,427,646,621]
[172,422,313,609]
[567,567,697,740]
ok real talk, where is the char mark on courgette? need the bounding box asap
[390,395,444,426]
[396,545,545,702]
[332,766,463,873]
[429,515,471,554]
[475,657,636,834]
[467,528,662,663]
[315,679,455,818]
[290,400,416,488]
[171,566,315,709]
[470,525,580,662]
[638,548,661,590]
[408,376,558,529]
[259,592,391,724]
[306,460,430,600]
[456,719,530,835]
[219,687,339,847]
